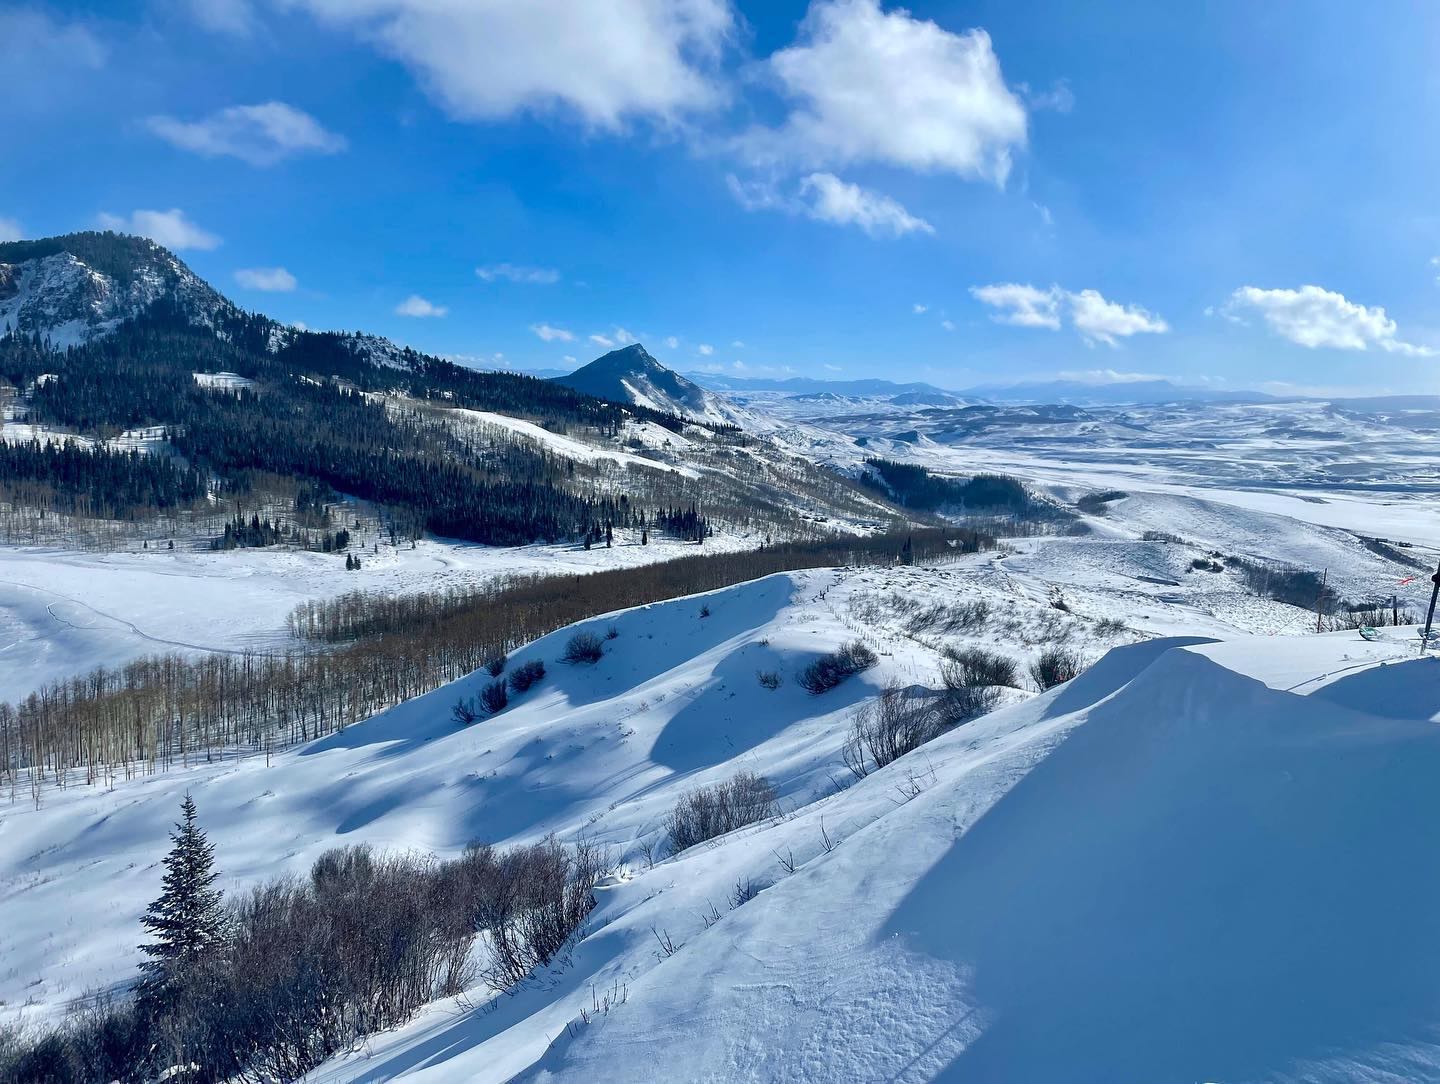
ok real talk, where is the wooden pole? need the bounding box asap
[1421,561,1440,654]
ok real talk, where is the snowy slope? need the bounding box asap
[8,558,1440,1082]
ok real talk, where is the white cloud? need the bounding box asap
[823,363,843,372]
[1032,201,1053,226]
[1068,288,1168,346]
[731,172,931,238]
[234,267,297,292]
[748,0,1027,186]
[664,336,680,349]
[971,283,1168,345]
[0,217,22,242]
[799,173,932,237]
[186,0,257,35]
[1225,285,1433,356]
[146,102,346,166]
[612,326,637,344]
[697,343,714,355]
[477,263,560,284]
[530,323,575,342]
[940,319,956,332]
[731,339,745,348]
[589,333,615,348]
[1055,369,1164,384]
[912,303,928,314]
[562,354,577,364]
[97,208,221,251]
[969,283,1062,329]
[1021,78,1074,114]
[291,0,732,129]
[0,10,105,75]
[395,294,447,317]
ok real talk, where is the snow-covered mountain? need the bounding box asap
[555,343,748,427]
[0,232,232,347]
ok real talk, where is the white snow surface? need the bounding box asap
[6,560,1440,1082]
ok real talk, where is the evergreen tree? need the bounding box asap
[136,794,225,1009]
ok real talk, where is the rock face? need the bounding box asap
[0,233,231,347]
[554,343,742,426]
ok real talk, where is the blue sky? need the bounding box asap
[4,1,1440,393]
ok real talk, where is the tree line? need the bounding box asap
[1,794,606,1083]
[0,439,206,521]
[2,529,990,799]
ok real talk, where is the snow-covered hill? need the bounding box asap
[7,558,1440,1081]
[555,344,749,427]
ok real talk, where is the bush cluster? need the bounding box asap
[1031,646,1084,690]
[561,631,605,664]
[508,658,546,692]
[480,678,509,714]
[843,686,948,778]
[664,772,778,854]
[941,647,1018,689]
[797,640,877,694]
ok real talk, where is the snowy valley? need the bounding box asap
[5,234,1440,1083]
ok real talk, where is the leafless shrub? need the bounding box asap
[844,686,945,777]
[1142,529,1184,543]
[452,697,479,725]
[729,876,768,909]
[1031,646,1085,690]
[819,816,836,854]
[934,683,1002,729]
[561,631,605,664]
[941,647,1018,689]
[757,669,782,690]
[484,654,506,677]
[797,640,877,694]
[651,926,680,958]
[508,659,546,693]
[476,837,609,992]
[699,604,711,618]
[604,625,619,640]
[479,679,509,714]
[664,771,778,854]
[698,900,722,929]
[1095,616,1127,636]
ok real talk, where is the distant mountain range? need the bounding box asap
[679,369,1276,406]
[685,372,954,397]
[958,378,1278,406]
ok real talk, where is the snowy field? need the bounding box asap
[4,560,1440,1081]
[0,531,760,704]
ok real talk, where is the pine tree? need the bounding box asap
[137,794,225,1009]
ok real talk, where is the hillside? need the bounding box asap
[0,233,899,550]
[5,562,1440,1081]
